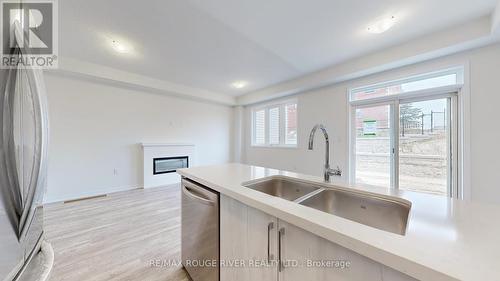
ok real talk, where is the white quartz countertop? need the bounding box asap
[177,163,500,281]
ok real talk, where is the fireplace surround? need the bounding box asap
[141,143,195,188]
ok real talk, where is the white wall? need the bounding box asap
[44,74,233,203]
[242,42,500,205]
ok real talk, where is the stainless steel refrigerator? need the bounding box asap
[0,27,51,281]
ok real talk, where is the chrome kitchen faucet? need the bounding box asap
[308,124,342,182]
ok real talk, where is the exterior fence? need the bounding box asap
[400,110,446,136]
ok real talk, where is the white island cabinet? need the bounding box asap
[220,195,416,281]
[220,194,278,281]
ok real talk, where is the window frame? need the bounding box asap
[348,68,464,199]
[251,99,298,148]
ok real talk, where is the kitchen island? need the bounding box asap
[178,163,500,281]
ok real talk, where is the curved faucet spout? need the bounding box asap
[308,124,329,150]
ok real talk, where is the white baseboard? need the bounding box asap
[43,185,138,204]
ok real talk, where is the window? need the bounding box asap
[252,100,298,147]
[350,68,462,102]
[349,68,463,198]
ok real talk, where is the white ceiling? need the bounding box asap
[59,0,498,97]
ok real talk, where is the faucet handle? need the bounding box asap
[328,166,342,177]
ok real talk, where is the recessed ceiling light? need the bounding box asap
[111,40,132,54]
[367,16,397,34]
[231,81,248,89]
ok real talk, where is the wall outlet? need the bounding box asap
[113,168,119,176]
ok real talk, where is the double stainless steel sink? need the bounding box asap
[243,177,411,235]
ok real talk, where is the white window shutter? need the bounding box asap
[252,101,297,147]
[254,110,266,145]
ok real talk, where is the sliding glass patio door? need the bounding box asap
[352,94,457,197]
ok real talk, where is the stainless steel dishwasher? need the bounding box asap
[181,177,219,281]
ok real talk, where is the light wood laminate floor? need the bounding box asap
[44,185,190,281]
